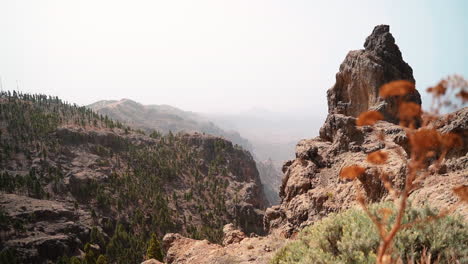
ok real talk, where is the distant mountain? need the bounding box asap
[205,108,323,162]
[88,99,253,152]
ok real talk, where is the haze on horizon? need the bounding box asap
[1,0,467,117]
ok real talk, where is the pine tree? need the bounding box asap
[146,233,163,261]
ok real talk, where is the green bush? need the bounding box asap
[271,203,468,264]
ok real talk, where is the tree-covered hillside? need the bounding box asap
[0,91,267,264]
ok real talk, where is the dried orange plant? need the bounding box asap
[340,76,468,264]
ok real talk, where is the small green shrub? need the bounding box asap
[271,203,468,264]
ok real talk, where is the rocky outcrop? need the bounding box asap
[327,25,421,124]
[0,194,93,263]
[264,25,467,236]
[266,109,467,236]
[222,223,246,246]
[162,230,287,264]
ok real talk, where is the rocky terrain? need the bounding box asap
[0,93,267,263]
[265,25,466,236]
[160,25,467,264]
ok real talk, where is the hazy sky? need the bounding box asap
[1,0,467,117]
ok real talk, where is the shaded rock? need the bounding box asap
[257,159,282,205]
[222,223,246,246]
[0,194,92,263]
[229,202,266,235]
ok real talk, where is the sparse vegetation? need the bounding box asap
[349,78,467,263]
[271,203,468,264]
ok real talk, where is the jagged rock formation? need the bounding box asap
[264,25,467,236]
[327,25,421,124]
[0,92,267,263]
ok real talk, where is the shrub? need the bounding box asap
[96,255,109,264]
[340,77,467,262]
[271,203,468,264]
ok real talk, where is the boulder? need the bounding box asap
[222,223,246,246]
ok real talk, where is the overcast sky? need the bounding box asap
[0,0,467,117]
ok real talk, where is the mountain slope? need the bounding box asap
[0,91,267,263]
[88,99,283,205]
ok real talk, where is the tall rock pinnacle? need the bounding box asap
[326,25,421,124]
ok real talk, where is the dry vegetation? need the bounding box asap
[341,76,468,264]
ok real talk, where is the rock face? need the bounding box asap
[0,194,92,263]
[327,25,421,124]
[257,159,282,205]
[177,133,268,236]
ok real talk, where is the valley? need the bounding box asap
[0,22,466,264]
